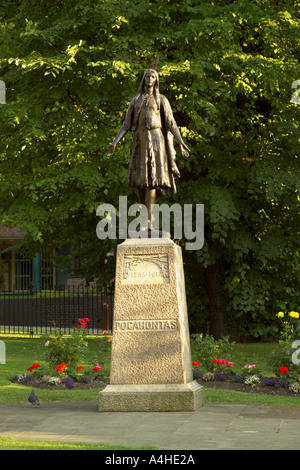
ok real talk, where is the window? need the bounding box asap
[15,252,32,291]
[13,248,56,292]
[41,248,56,290]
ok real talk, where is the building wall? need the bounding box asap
[0,245,13,291]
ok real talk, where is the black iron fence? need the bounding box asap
[0,287,114,335]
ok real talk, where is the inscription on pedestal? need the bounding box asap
[122,253,169,285]
[115,319,178,331]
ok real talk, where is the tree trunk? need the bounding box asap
[204,257,227,339]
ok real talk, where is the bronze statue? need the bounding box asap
[106,59,189,227]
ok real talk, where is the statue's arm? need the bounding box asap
[106,126,129,156]
[161,95,190,157]
[170,123,190,157]
[106,99,134,156]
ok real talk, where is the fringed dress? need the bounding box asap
[121,93,180,196]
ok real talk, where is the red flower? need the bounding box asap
[93,366,102,372]
[76,317,90,328]
[56,363,67,372]
[27,363,40,371]
[76,366,83,371]
[192,361,200,366]
[107,338,112,343]
[279,366,289,374]
[212,359,218,363]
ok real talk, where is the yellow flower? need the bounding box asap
[276,312,284,318]
[289,311,300,319]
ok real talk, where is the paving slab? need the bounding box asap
[0,400,300,450]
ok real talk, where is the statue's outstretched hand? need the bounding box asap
[180,143,190,158]
[106,143,116,156]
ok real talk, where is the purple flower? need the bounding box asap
[264,377,277,387]
[78,375,93,384]
[63,377,74,389]
[214,370,231,382]
[264,377,289,388]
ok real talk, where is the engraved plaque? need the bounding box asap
[115,319,178,331]
[122,253,169,285]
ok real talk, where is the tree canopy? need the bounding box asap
[0,0,299,339]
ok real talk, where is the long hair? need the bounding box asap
[137,69,160,110]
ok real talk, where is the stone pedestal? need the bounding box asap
[98,238,204,412]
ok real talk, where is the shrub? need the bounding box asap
[41,319,89,369]
[191,333,235,372]
[267,311,300,384]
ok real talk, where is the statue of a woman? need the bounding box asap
[106,60,189,226]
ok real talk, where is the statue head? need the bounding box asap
[138,68,159,94]
[138,58,160,108]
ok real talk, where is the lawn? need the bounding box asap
[227,342,277,376]
[1,334,299,450]
[0,335,109,405]
[0,436,157,451]
[0,335,299,408]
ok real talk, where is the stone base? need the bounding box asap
[98,380,204,412]
[98,238,204,413]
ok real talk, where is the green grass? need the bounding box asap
[0,335,111,405]
[0,335,299,408]
[0,436,156,450]
[229,342,277,376]
[204,387,300,406]
[0,335,299,450]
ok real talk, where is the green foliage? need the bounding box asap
[267,311,300,382]
[191,333,235,372]
[0,0,299,338]
[268,340,300,383]
[41,322,88,369]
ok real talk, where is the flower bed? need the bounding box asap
[195,375,298,397]
[10,318,111,391]
[190,312,300,397]
[11,360,108,390]
[191,354,300,397]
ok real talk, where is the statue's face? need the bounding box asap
[144,70,157,88]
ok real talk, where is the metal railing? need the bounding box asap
[0,286,114,335]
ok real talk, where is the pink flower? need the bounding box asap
[244,364,256,369]
[218,359,227,365]
[45,340,50,347]
[227,362,234,367]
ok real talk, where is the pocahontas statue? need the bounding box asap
[106,58,190,226]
